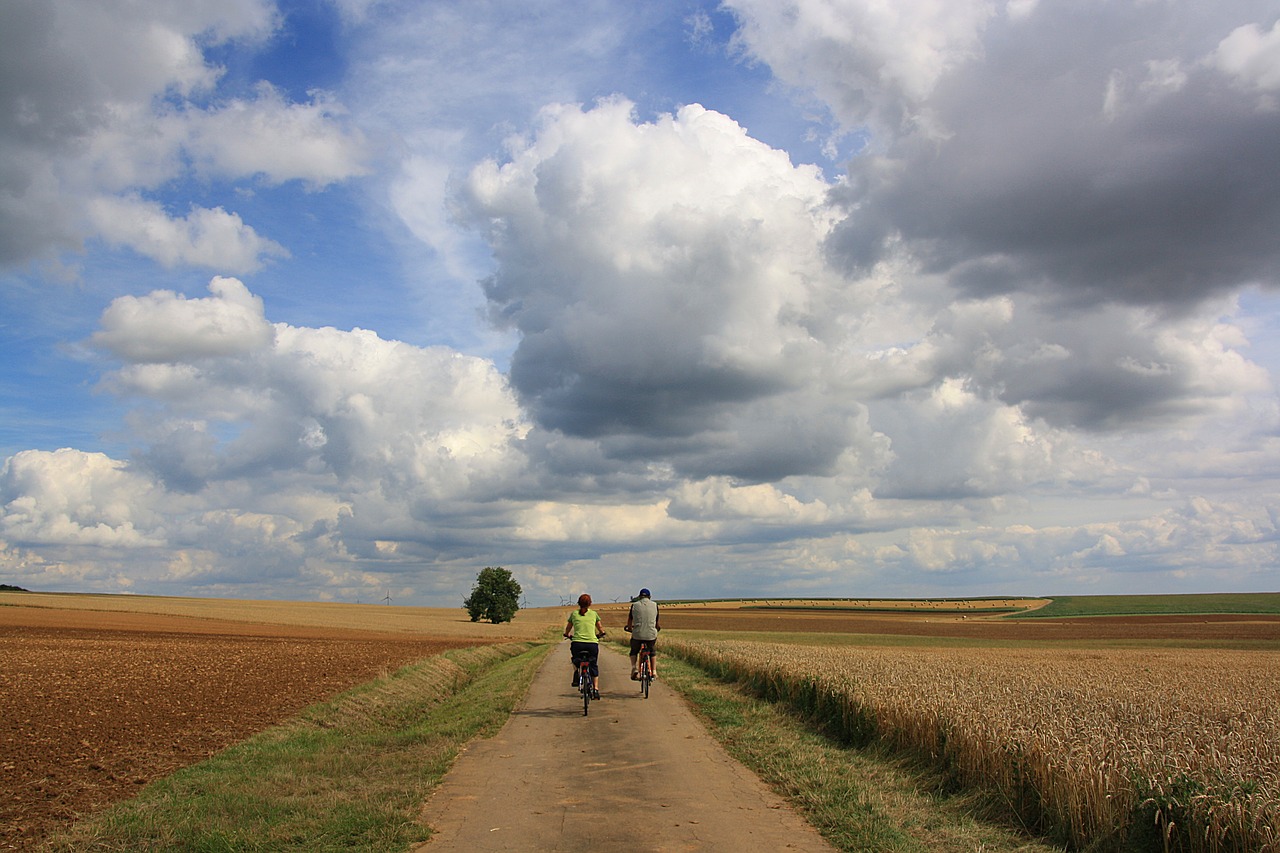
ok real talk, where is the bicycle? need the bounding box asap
[636,643,654,699]
[625,626,655,699]
[573,650,593,715]
[571,633,604,716]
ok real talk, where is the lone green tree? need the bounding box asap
[463,566,522,623]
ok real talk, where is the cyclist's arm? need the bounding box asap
[564,616,573,639]
[594,614,605,638]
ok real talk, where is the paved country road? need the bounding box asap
[417,641,838,852]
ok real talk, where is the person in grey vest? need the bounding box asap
[625,587,660,679]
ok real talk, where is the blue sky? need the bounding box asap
[3,0,1280,607]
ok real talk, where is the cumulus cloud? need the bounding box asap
[0,449,165,547]
[460,98,892,481]
[0,0,364,272]
[3,278,535,594]
[86,197,289,273]
[90,278,529,494]
[92,277,275,362]
[724,0,997,131]
[908,295,1271,431]
[1212,19,1280,93]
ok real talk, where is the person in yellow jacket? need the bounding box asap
[564,593,605,699]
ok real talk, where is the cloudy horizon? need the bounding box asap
[3,0,1279,607]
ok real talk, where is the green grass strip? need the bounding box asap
[40,642,553,853]
[658,654,1066,853]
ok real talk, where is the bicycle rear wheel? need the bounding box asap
[581,665,591,715]
[640,656,651,698]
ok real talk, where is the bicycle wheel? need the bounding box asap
[640,656,651,699]
[581,666,590,715]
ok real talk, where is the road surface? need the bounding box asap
[417,641,837,852]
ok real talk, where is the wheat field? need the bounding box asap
[665,638,1280,852]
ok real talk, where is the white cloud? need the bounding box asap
[871,379,1066,500]
[0,0,363,272]
[86,197,289,273]
[0,449,165,547]
[183,84,369,186]
[89,279,530,498]
[2,278,537,595]
[92,277,275,362]
[724,0,997,131]
[1212,19,1280,92]
[668,478,833,525]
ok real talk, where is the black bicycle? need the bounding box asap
[636,643,654,699]
[625,626,655,699]
[571,634,604,716]
[573,649,593,715]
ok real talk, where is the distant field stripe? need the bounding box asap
[1016,592,1280,618]
[742,605,1024,614]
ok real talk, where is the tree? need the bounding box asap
[463,566,522,623]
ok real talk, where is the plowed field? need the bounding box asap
[0,606,473,850]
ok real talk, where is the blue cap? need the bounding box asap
[639,588,650,597]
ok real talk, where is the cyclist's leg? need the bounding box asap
[647,639,658,676]
[589,644,601,696]
[570,641,589,686]
[629,637,641,679]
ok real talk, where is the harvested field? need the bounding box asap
[0,602,487,850]
[2,591,565,639]
[659,605,1280,643]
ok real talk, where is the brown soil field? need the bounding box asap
[0,597,545,851]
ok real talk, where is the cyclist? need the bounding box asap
[625,587,660,680]
[564,593,604,699]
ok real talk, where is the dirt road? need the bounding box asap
[417,642,837,852]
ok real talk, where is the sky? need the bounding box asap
[2,0,1280,608]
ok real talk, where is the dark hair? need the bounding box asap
[577,593,591,613]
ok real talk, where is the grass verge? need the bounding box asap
[39,641,553,852]
[658,653,1065,853]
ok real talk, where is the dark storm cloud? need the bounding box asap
[827,2,1280,310]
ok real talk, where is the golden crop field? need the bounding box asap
[2,591,568,638]
[665,637,1280,852]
